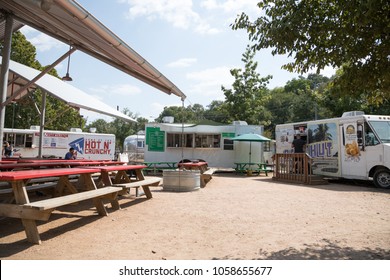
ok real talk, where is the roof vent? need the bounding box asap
[30,125,40,130]
[232,121,248,125]
[162,116,174,123]
[342,111,365,117]
[70,128,82,132]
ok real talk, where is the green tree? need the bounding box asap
[320,69,390,117]
[156,104,207,124]
[221,45,272,125]
[204,100,230,124]
[85,108,144,151]
[232,0,390,104]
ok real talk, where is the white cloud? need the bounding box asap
[21,27,63,52]
[167,58,197,68]
[186,66,234,100]
[88,84,142,96]
[200,0,255,13]
[122,0,221,34]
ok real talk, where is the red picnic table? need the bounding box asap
[178,161,209,173]
[0,160,125,171]
[0,168,122,244]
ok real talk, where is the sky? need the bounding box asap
[20,0,334,124]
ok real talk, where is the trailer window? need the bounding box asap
[25,134,33,148]
[223,139,234,150]
[137,140,145,148]
[195,134,220,148]
[15,134,25,147]
[167,133,193,148]
[263,141,271,152]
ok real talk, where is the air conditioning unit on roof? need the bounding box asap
[342,111,365,117]
[232,121,248,125]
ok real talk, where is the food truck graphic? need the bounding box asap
[275,111,390,188]
[3,127,115,160]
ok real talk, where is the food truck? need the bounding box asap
[3,126,115,160]
[275,111,390,188]
[143,119,265,168]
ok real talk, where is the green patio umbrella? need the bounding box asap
[231,133,271,164]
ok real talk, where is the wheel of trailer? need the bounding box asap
[373,168,390,188]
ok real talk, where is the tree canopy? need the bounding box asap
[221,45,272,125]
[232,0,390,104]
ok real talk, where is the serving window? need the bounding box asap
[167,133,193,148]
[195,134,221,148]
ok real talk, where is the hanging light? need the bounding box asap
[62,45,73,81]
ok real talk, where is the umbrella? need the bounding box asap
[231,133,271,164]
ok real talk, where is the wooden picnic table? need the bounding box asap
[178,162,213,187]
[178,161,209,173]
[0,168,122,244]
[234,162,268,176]
[82,165,160,199]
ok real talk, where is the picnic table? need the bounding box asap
[0,168,122,244]
[178,161,215,187]
[82,164,160,201]
[143,161,178,174]
[234,162,268,176]
[178,161,208,173]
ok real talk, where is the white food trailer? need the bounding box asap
[144,120,267,168]
[275,111,390,188]
[3,126,115,160]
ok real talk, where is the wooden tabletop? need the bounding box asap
[0,168,98,181]
[82,164,146,172]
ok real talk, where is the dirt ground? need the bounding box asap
[0,173,389,260]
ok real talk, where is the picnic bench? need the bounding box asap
[82,165,161,203]
[143,161,178,174]
[0,168,122,244]
[234,162,268,176]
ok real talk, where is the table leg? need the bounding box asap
[99,171,121,210]
[12,181,42,244]
[80,174,109,216]
[134,169,152,199]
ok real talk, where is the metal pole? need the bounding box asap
[0,14,13,147]
[38,91,47,159]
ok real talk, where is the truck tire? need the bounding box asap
[373,168,390,188]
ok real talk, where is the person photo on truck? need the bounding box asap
[2,141,13,157]
[292,134,306,153]
[64,147,77,160]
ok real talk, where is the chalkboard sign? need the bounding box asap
[146,127,165,152]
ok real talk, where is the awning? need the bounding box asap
[0,0,186,100]
[1,56,136,122]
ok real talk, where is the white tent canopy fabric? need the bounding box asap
[1,56,136,122]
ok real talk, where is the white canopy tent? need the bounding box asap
[1,56,136,123]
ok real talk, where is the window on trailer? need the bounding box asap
[195,134,221,148]
[167,133,193,148]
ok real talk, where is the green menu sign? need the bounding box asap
[146,127,165,152]
[222,132,235,138]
